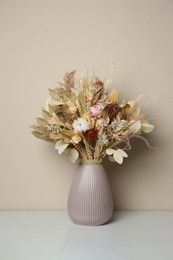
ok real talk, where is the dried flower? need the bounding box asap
[71,134,81,144]
[98,133,108,146]
[31,68,154,164]
[90,104,102,117]
[108,104,121,121]
[84,129,98,142]
[72,118,89,133]
[96,118,108,128]
[108,90,118,103]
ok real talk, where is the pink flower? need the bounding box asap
[90,104,102,117]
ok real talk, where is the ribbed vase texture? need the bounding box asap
[67,164,113,226]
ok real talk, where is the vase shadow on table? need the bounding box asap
[106,211,127,224]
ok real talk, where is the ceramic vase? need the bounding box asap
[67,162,113,226]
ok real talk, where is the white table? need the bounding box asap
[0,211,173,260]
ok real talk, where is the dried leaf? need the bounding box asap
[31,131,52,142]
[71,93,78,103]
[108,156,115,162]
[65,148,79,163]
[130,120,141,133]
[113,152,123,164]
[106,148,128,164]
[61,129,75,137]
[128,101,141,117]
[49,133,63,140]
[55,140,69,154]
[78,91,86,111]
[106,148,115,155]
[42,109,52,121]
[50,98,64,106]
[36,118,47,127]
[48,89,60,100]
[141,122,154,133]
[48,104,55,114]
[117,149,128,157]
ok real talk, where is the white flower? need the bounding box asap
[106,148,128,164]
[72,118,89,133]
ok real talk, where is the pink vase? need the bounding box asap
[67,163,113,226]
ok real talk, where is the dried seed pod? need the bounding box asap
[84,129,98,142]
[108,104,121,121]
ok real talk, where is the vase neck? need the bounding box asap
[80,158,102,164]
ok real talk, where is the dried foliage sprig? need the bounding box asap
[31,68,154,164]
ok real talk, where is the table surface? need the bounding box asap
[0,211,173,260]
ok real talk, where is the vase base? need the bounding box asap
[68,213,113,226]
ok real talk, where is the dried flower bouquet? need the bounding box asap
[31,69,154,164]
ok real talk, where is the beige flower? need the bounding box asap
[71,134,81,144]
